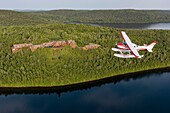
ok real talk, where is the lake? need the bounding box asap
[0,67,170,113]
[77,23,170,30]
[0,23,170,113]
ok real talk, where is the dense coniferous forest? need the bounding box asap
[1,10,170,26]
[0,9,170,87]
[0,23,169,87]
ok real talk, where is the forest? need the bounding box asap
[1,9,170,26]
[0,23,169,87]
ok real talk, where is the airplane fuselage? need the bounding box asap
[117,42,146,51]
[112,31,157,58]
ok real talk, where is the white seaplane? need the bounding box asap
[112,31,157,58]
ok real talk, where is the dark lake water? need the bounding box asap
[1,23,170,113]
[0,67,170,113]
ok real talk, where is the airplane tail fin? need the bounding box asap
[146,41,157,52]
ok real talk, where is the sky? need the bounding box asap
[0,0,169,10]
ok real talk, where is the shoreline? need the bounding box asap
[0,24,169,91]
[0,66,169,95]
[69,22,170,30]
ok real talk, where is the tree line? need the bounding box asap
[1,10,170,26]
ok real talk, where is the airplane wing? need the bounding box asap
[120,31,141,58]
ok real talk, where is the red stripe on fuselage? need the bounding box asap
[117,43,127,49]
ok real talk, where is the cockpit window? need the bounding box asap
[123,42,127,45]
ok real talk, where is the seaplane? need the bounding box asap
[112,31,157,58]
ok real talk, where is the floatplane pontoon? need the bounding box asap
[112,31,157,58]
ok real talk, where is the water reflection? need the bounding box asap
[0,67,169,96]
[147,23,170,30]
[81,72,170,113]
[0,70,170,113]
[95,23,152,29]
[0,67,170,113]
[70,22,170,30]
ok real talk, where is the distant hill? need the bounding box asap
[0,10,55,26]
[34,10,170,24]
[1,9,170,26]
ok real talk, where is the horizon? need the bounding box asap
[1,8,170,12]
[0,0,169,10]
